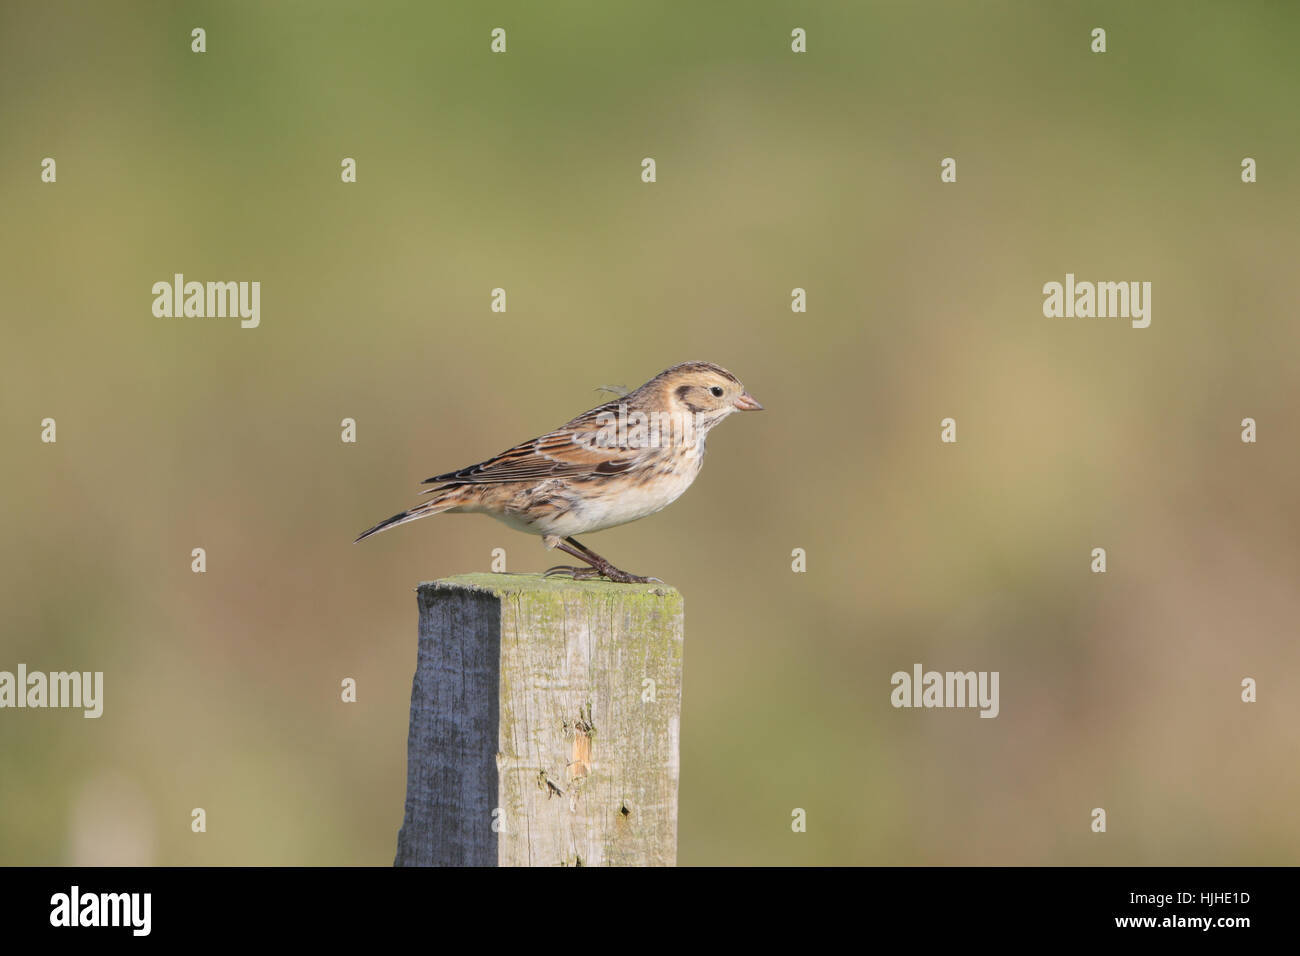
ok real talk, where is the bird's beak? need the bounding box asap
[733,391,764,411]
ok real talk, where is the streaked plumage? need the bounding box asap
[356,361,763,582]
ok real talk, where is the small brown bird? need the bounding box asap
[356,361,763,582]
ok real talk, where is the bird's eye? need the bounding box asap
[710,386,724,397]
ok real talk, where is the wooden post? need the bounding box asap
[394,573,685,867]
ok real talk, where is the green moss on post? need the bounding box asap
[395,574,685,867]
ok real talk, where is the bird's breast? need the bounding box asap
[582,458,702,528]
[528,446,705,536]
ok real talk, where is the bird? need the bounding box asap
[355,361,763,582]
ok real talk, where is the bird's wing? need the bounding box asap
[421,402,654,487]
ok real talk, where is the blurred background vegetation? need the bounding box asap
[2,1,1298,865]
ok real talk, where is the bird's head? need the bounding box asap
[647,361,763,435]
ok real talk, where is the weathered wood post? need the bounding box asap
[394,573,685,866]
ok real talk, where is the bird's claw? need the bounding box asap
[544,565,587,579]
[543,564,658,584]
[591,566,655,584]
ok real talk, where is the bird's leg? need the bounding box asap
[559,536,660,584]
[542,539,604,580]
[543,538,660,584]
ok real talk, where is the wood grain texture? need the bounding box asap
[394,574,685,867]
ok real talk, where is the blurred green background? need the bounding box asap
[3,1,1298,865]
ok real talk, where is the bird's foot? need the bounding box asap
[600,564,662,584]
[544,564,660,584]
[544,565,596,580]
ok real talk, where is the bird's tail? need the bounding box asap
[354,487,465,543]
